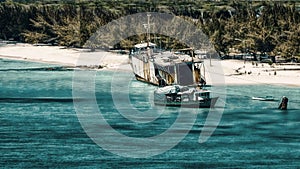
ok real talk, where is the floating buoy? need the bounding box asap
[278,96,288,110]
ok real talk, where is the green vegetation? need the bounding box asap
[0,0,299,59]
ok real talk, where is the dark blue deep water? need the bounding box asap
[0,58,300,168]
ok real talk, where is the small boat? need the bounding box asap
[251,96,275,101]
[154,85,218,108]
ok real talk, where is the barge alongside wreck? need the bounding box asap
[154,85,218,108]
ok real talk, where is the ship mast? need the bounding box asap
[147,13,151,46]
[144,13,152,47]
[144,13,153,60]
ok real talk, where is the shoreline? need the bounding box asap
[1,43,300,87]
[0,54,76,67]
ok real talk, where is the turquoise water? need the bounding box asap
[0,58,300,168]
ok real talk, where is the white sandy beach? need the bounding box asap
[1,43,300,87]
[0,43,130,70]
[217,59,300,86]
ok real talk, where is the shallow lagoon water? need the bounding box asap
[0,59,300,168]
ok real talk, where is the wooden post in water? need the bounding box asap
[278,96,288,110]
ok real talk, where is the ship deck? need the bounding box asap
[133,50,203,66]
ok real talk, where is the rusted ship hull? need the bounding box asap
[130,47,206,86]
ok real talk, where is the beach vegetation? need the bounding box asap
[0,0,299,61]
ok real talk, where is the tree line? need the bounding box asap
[0,0,299,59]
